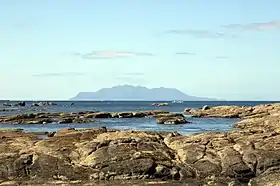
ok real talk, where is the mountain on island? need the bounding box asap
[70,85,218,101]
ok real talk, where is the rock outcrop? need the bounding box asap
[32,102,57,107]
[152,103,169,107]
[184,103,280,119]
[156,113,190,124]
[0,110,190,125]
[1,103,280,185]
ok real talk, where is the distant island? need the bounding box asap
[70,85,218,101]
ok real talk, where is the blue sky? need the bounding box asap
[1,0,280,100]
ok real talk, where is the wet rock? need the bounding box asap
[58,118,73,124]
[92,112,112,118]
[14,101,26,107]
[111,112,134,118]
[117,112,133,118]
[202,105,210,110]
[3,103,280,184]
[1,109,280,185]
[73,118,95,123]
[152,103,169,107]
[150,110,169,115]
[156,114,190,124]
[2,102,12,107]
[132,111,150,118]
[155,113,185,118]
[32,102,57,107]
[184,108,192,113]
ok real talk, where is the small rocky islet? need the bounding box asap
[0,103,280,185]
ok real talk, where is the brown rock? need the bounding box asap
[58,118,73,124]
[1,103,280,184]
[91,112,112,118]
[150,110,169,115]
[156,114,189,124]
[185,103,280,118]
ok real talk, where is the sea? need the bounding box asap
[0,101,278,135]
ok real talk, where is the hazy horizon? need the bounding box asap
[0,84,280,101]
[1,1,279,100]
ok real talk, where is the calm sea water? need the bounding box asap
[0,101,278,134]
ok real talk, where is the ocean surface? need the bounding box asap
[0,101,278,134]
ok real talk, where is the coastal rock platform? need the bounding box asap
[184,103,280,119]
[0,110,189,125]
[1,103,280,185]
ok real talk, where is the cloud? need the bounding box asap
[73,50,154,59]
[223,20,280,30]
[215,56,229,60]
[123,72,145,76]
[164,29,228,38]
[175,52,197,55]
[32,72,85,77]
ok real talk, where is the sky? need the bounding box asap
[0,0,280,100]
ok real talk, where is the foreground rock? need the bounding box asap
[184,103,280,118]
[1,103,280,185]
[1,114,280,185]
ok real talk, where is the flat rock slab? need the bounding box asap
[1,103,280,185]
[0,110,173,124]
[0,117,280,185]
[185,103,280,118]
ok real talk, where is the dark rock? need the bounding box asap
[1,108,280,186]
[156,114,190,125]
[132,111,150,118]
[201,105,210,110]
[14,101,26,107]
[2,102,12,107]
[32,102,57,107]
[117,112,133,118]
[58,118,73,124]
[93,112,112,118]
[152,103,169,107]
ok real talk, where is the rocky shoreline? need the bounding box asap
[0,110,189,125]
[184,103,280,119]
[0,103,280,185]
